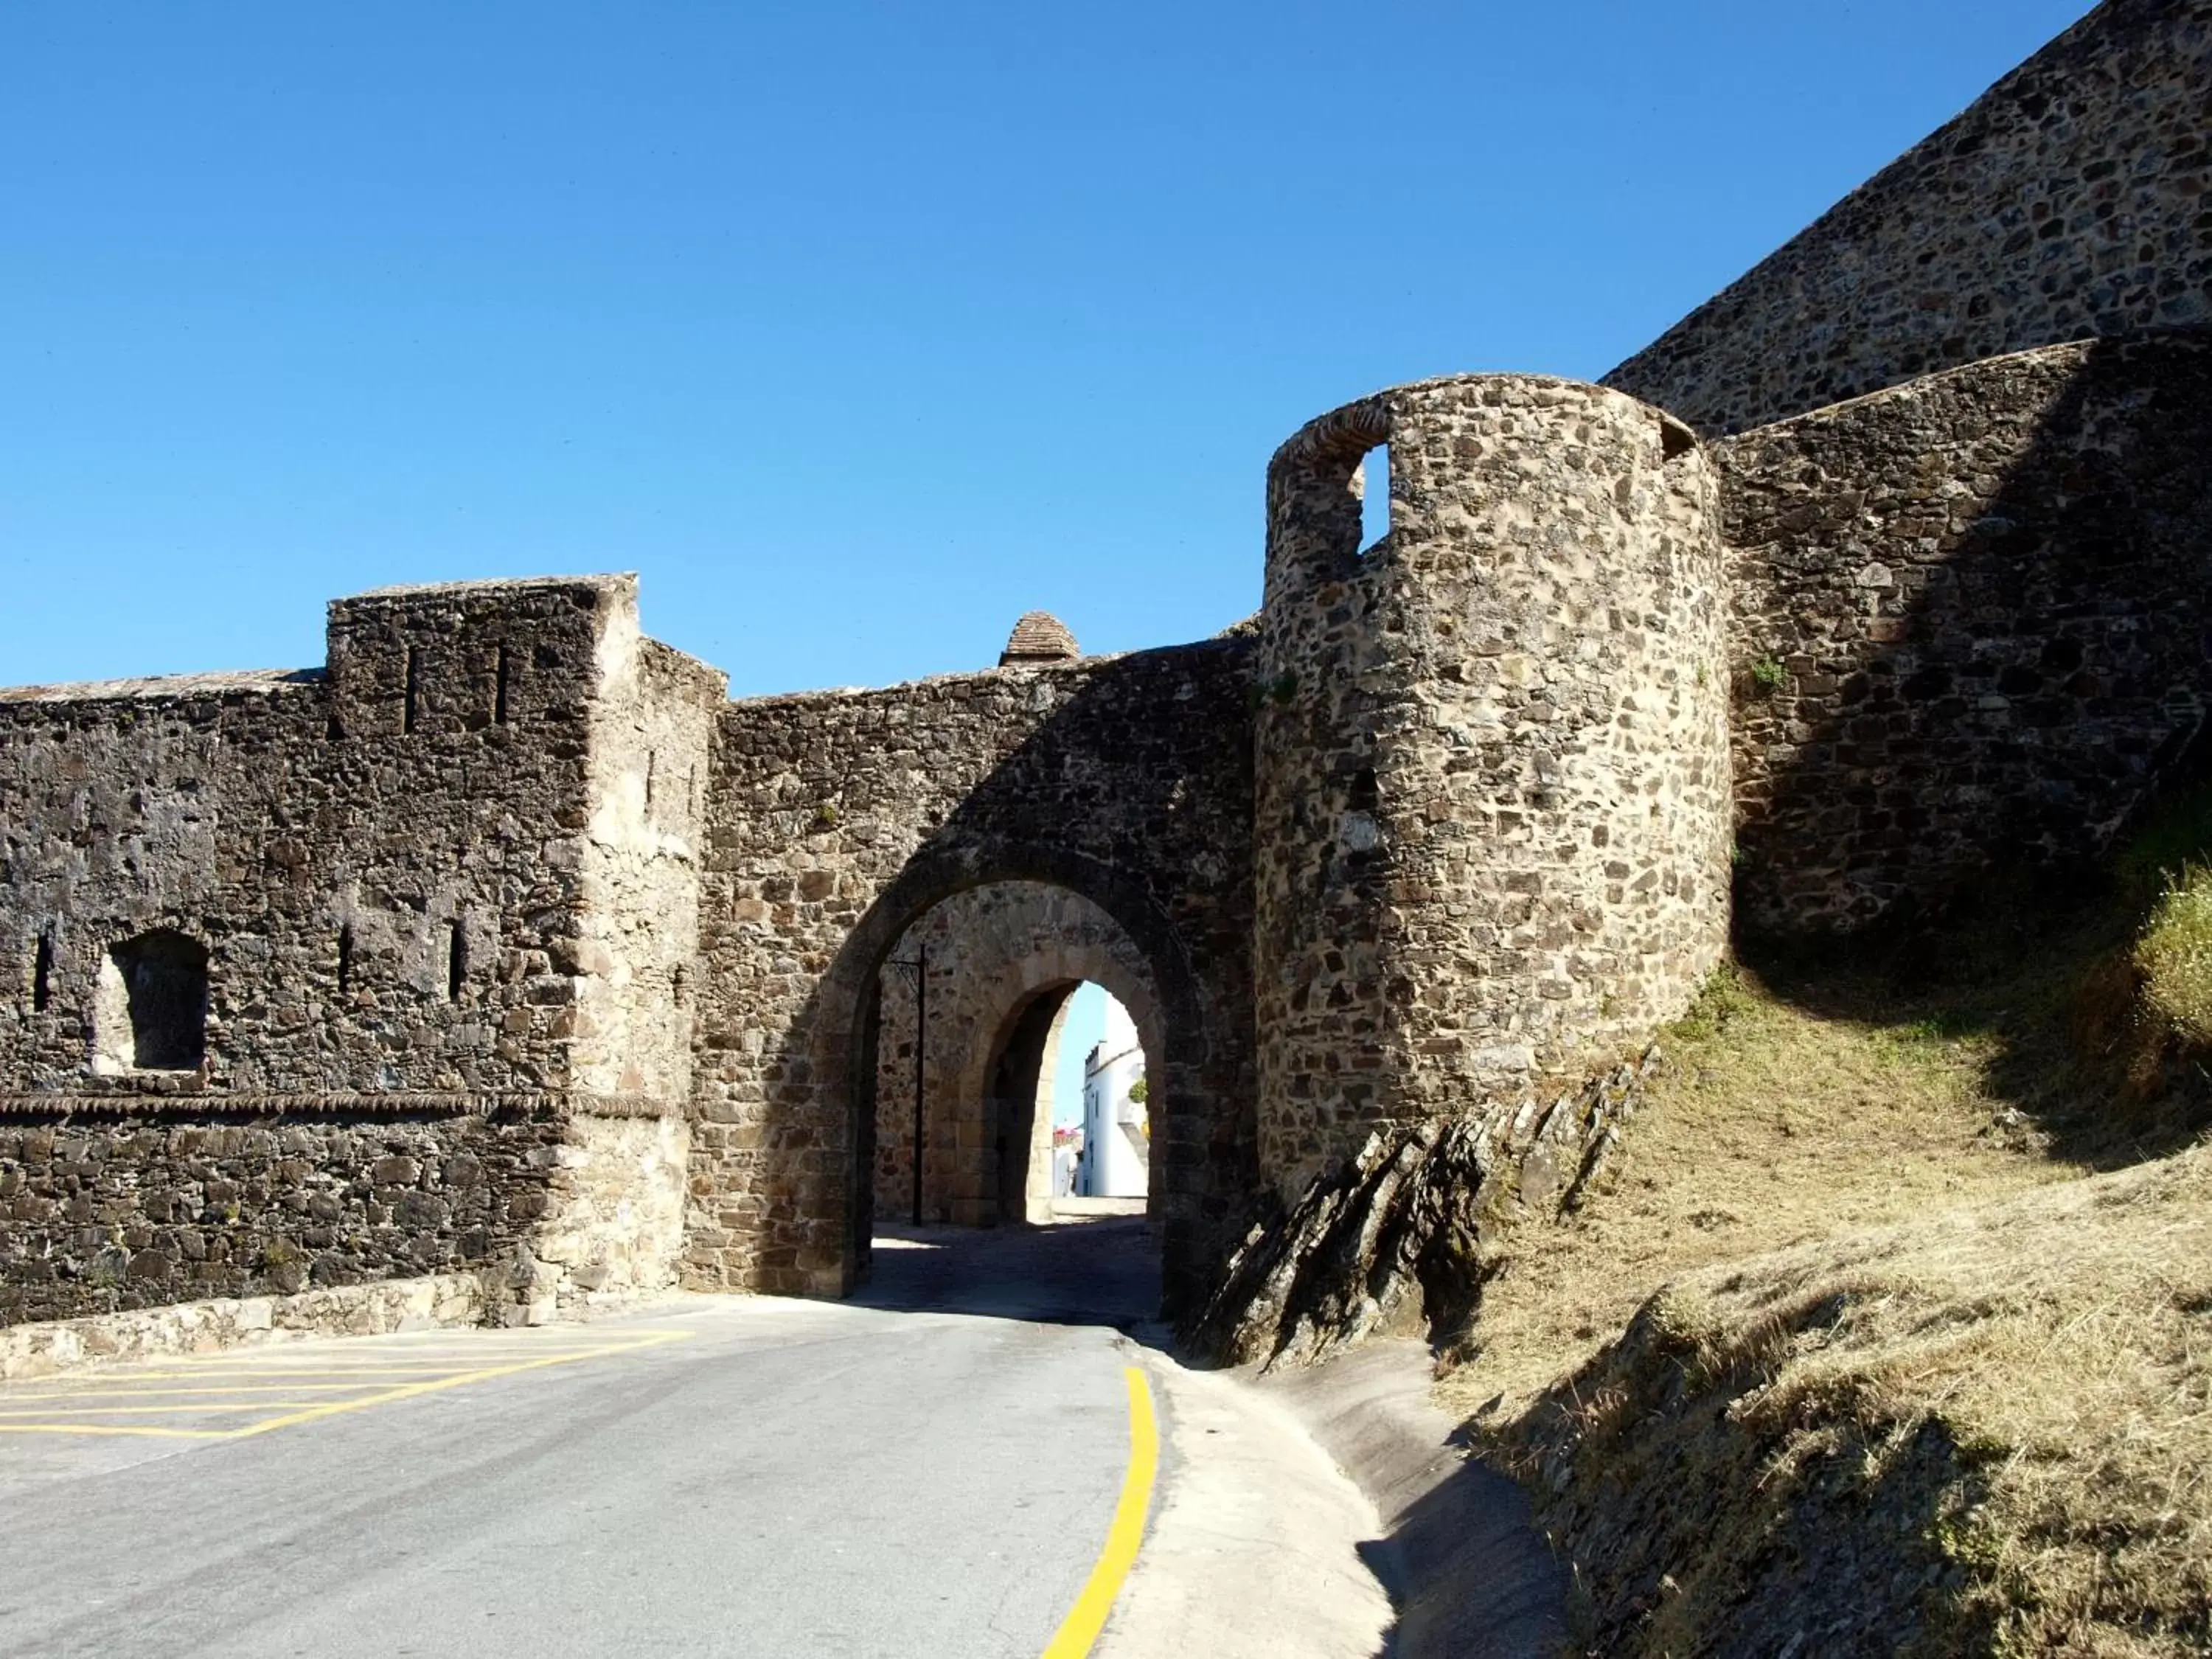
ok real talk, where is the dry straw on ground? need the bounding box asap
[1486,1150,2212,1656]
[1439,830,2212,1655]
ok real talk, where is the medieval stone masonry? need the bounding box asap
[1606,0,2212,434]
[2,0,2208,1334]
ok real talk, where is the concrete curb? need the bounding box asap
[1102,1337,1395,1659]
[1257,1339,1569,1658]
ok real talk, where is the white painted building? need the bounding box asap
[1050,1124,1083,1199]
[1078,998,1147,1197]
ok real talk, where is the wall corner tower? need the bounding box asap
[1252,375,1733,1199]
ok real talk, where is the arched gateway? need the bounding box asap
[681,633,1260,1318]
[862,880,1164,1231]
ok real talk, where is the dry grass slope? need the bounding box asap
[1440,793,2212,1655]
[1488,1152,2212,1656]
[1438,968,2076,1423]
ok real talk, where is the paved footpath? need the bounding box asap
[0,1219,1388,1659]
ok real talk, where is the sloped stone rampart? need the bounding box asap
[1186,1052,1658,1367]
[1607,0,2212,437]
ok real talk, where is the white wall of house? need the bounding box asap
[1079,998,1148,1197]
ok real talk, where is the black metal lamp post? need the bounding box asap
[883,944,928,1226]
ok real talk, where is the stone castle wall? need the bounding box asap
[1607,0,2212,436]
[0,576,714,1323]
[1717,332,2212,933]
[0,1108,566,1325]
[687,641,1256,1312]
[571,630,726,1106]
[1254,375,1732,1197]
[4,0,2210,1336]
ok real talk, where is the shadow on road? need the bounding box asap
[849,1214,1167,1344]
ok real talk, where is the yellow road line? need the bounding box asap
[189,1354,619,1363]
[168,1362,613,1376]
[0,1329,695,1439]
[225,1330,694,1439]
[0,1422,230,1440]
[1,1383,400,1400]
[0,1402,339,1416]
[1040,1366,1158,1659]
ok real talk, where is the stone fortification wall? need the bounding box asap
[1,575,624,1098]
[1717,332,2212,933]
[1607,0,2212,436]
[1254,375,1731,1197]
[0,575,707,1323]
[689,641,1256,1312]
[572,630,725,1105]
[0,1105,686,1326]
[0,1109,566,1325]
[870,880,1159,1226]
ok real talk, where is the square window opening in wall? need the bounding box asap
[1357,444,1390,557]
[93,930,208,1074]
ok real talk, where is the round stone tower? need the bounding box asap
[1252,374,1731,1197]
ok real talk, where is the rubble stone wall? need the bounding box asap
[1607,0,2212,437]
[0,576,712,1324]
[0,575,632,1098]
[1716,332,2212,933]
[0,1106,566,1325]
[1254,375,1732,1197]
[572,630,726,1105]
[688,643,1256,1313]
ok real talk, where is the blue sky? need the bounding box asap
[2,1,2091,698]
[1055,983,1111,1131]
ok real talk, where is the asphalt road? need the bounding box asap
[0,1220,1168,1659]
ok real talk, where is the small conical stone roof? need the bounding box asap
[999,611,1079,666]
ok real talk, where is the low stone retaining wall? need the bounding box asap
[0,1270,486,1382]
[0,1101,689,1329]
[0,1106,569,1326]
